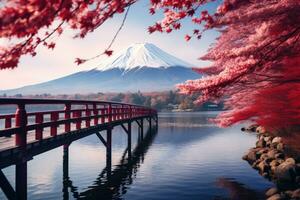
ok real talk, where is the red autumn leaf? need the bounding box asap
[104,50,113,56]
[48,42,55,49]
[185,34,191,41]
[149,7,155,15]
[193,29,199,34]
[74,58,86,65]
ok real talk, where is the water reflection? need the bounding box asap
[0,112,275,200]
[62,128,157,200]
[214,178,265,200]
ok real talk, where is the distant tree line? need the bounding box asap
[1,91,223,112]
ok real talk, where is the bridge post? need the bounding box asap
[108,104,112,123]
[64,103,71,132]
[127,122,132,159]
[50,112,59,137]
[35,113,43,140]
[85,105,91,128]
[15,103,27,147]
[106,127,112,174]
[63,144,69,181]
[93,103,98,125]
[73,111,82,130]
[63,144,70,200]
[16,161,27,200]
[101,108,105,124]
[15,103,28,200]
[5,117,12,129]
[149,117,152,131]
[113,107,117,121]
[140,118,144,140]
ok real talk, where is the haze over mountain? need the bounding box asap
[1,43,201,95]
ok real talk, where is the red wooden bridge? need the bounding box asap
[0,98,157,200]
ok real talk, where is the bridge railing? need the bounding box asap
[0,98,156,149]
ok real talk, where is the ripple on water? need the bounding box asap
[0,112,273,200]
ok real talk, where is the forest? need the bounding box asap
[0,91,223,112]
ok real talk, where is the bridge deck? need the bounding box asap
[0,98,157,169]
[0,115,152,169]
[0,98,157,200]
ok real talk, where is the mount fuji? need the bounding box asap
[1,43,201,95]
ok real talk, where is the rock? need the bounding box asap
[266,187,279,197]
[244,149,258,163]
[252,160,260,169]
[242,125,258,132]
[275,153,285,159]
[277,159,285,164]
[257,139,266,148]
[270,142,278,148]
[291,189,300,199]
[261,153,269,161]
[264,136,272,142]
[258,148,268,154]
[296,164,300,176]
[262,172,270,178]
[270,160,280,167]
[267,194,282,200]
[268,149,278,159]
[259,135,266,141]
[285,190,293,198]
[258,161,270,172]
[256,126,267,134]
[275,159,296,182]
[277,143,284,151]
[272,137,282,144]
[286,158,296,165]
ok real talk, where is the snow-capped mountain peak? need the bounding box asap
[96,42,192,71]
[0,43,200,95]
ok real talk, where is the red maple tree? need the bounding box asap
[1,0,300,130]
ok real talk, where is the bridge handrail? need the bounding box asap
[0,98,157,148]
[0,98,150,108]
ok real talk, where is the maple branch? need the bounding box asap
[106,4,131,51]
[77,4,131,63]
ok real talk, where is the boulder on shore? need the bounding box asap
[256,126,267,134]
[242,128,300,200]
[291,188,300,199]
[267,194,282,200]
[275,158,296,182]
[272,137,282,144]
[266,187,279,197]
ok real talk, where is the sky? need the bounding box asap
[0,0,220,90]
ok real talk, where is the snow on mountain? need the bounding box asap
[0,43,201,95]
[97,42,192,71]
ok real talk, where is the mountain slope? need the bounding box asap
[97,42,192,71]
[1,43,201,95]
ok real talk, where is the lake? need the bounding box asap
[0,112,274,200]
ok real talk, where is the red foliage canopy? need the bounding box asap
[1,0,300,129]
[0,0,135,68]
[176,0,300,129]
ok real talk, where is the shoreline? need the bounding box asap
[242,125,300,200]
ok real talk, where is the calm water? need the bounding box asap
[0,112,274,200]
